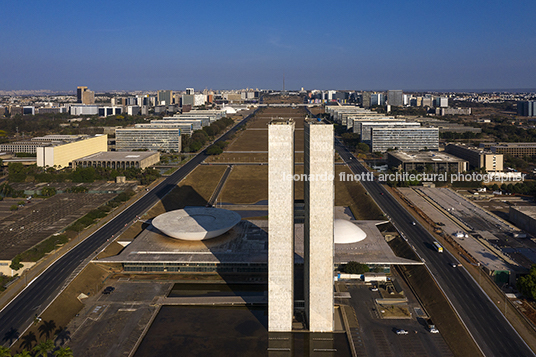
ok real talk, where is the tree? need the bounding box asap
[0,346,11,357]
[54,327,71,346]
[20,331,36,351]
[13,351,32,357]
[33,340,54,357]
[343,261,369,274]
[206,146,223,155]
[9,256,23,271]
[40,187,56,197]
[3,327,19,345]
[53,347,73,357]
[38,320,56,340]
[517,265,536,300]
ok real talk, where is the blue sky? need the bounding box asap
[1,0,535,91]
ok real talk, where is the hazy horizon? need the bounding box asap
[2,0,535,91]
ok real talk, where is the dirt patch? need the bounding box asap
[377,304,411,318]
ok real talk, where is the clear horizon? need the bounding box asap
[2,0,536,91]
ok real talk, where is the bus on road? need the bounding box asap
[433,241,443,253]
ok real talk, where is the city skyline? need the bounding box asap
[1,0,535,91]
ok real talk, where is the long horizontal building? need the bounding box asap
[446,144,503,172]
[37,135,108,168]
[73,151,160,170]
[116,128,181,152]
[0,141,46,154]
[135,122,194,136]
[489,143,536,157]
[371,127,439,152]
[158,118,205,130]
[360,122,421,143]
[387,151,467,173]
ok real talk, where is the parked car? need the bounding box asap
[102,286,115,294]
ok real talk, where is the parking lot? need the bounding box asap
[0,193,116,260]
[67,280,173,357]
[339,272,453,357]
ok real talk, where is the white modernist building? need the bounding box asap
[304,120,335,332]
[152,207,241,240]
[268,118,296,332]
[268,117,335,333]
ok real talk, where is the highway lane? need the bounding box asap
[334,139,534,357]
[0,111,257,345]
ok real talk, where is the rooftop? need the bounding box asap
[388,151,467,163]
[99,219,422,266]
[74,151,159,161]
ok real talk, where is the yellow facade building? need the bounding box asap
[36,135,108,168]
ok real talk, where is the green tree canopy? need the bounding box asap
[343,261,369,274]
[10,255,23,271]
[517,265,536,300]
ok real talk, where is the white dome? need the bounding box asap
[334,219,367,244]
[152,207,241,240]
[222,106,237,114]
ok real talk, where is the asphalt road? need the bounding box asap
[334,139,534,357]
[0,110,257,345]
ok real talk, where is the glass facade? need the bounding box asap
[116,128,181,152]
[371,128,439,152]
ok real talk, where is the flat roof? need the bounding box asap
[74,151,159,161]
[493,143,536,148]
[99,219,422,266]
[389,151,467,163]
[511,206,536,218]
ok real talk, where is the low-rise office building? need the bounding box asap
[387,151,467,173]
[446,144,503,171]
[509,206,536,237]
[489,143,536,157]
[73,151,160,170]
[0,141,46,154]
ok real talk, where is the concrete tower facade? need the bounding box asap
[268,118,295,332]
[304,120,334,332]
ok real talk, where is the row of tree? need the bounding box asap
[181,117,234,152]
[7,163,160,186]
[1,319,72,356]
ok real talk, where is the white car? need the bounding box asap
[429,328,439,334]
[396,329,409,335]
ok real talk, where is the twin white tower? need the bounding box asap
[268,118,334,332]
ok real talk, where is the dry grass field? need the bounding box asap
[219,165,268,204]
[146,165,227,218]
[334,166,384,220]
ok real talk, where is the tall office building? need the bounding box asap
[268,119,295,332]
[518,101,536,117]
[304,120,334,332]
[387,90,403,107]
[157,90,173,105]
[77,86,95,104]
[371,93,385,106]
[362,91,372,108]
